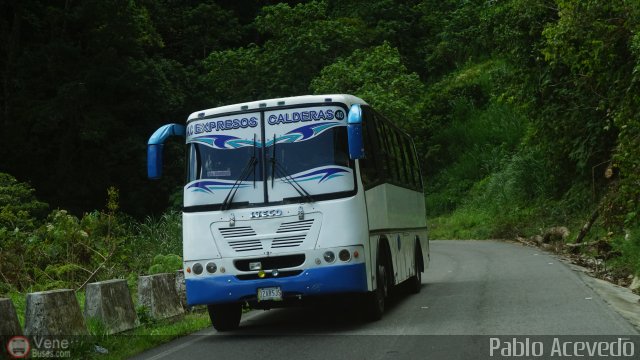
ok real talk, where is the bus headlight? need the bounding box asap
[339,249,351,262]
[323,251,335,263]
[206,262,217,274]
[192,263,203,275]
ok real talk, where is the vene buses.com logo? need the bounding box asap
[6,336,30,358]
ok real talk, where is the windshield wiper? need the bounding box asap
[270,134,314,203]
[221,135,258,211]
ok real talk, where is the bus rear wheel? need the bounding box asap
[408,246,422,294]
[208,303,242,331]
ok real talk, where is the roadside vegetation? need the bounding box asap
[419,1,640,286]
[0,0,639,354]
[0,174,183,294]
[0,173,207,356]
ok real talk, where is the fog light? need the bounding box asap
[339,249,351,262]
[192,263,203,275]
[323,251,335,263]
[272,269,279,277]
[206,262,217,273]
[258,270,266,278]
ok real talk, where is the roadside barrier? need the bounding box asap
[84,279,139,334]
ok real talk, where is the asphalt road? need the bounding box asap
[132,240,639,360]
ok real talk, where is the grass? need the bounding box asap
[429,208,493,240]
[428,198,579,240]
[87,312,211,359]
[6,291,26,328]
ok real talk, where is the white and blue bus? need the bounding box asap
[147,94,429,330]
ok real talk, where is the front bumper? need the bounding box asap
[186,263,367,306]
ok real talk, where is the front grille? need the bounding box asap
[219,226,257,238]
[227,239,262,252]
[215,216,317,254]
[271,235,305,248]
[236,270,303,280]
[234,254,305,271]
[276,219,314,233]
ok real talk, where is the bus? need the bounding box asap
[147,94,429,330]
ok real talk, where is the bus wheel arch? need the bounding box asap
[408,237,423,294]
[377,236,393,293]
[415,237,424,273]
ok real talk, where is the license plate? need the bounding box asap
[258,287,282,301]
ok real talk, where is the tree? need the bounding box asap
[0,1,189,216]
[310,42,425,149]
[203,0,370,102]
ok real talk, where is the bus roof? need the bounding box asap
[187,94,368,121]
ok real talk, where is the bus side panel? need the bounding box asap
[364,184,426,231]
[365,183,427,285]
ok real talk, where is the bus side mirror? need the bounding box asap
[147,123,186,180]
[347,104,364,160]
[147,144,164,180]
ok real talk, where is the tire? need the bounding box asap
[408,246,422,294]
[208,303,242,331]
[364,258,387,321]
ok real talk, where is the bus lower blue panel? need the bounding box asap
[185,263,367,306]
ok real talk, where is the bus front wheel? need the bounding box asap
[208,303,242,331]
[364,260,387,321]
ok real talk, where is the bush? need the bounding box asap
[148,254,183,274]
[0,174,184,293]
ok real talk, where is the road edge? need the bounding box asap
[563,260,640,332]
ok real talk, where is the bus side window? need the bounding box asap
[411,141,424,189]
[400,136,416,189]
[388,128,403,185]
[360,106,381,188]
[374,113,391,182]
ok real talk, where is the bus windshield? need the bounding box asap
[190,143,263,182]
[184,105,355,208]
[266,126,353,203]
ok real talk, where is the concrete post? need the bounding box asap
[0,298,22,336]
[138,273,184,320]
[175,270,188,310]
[24,289,88,336]
[84,279,139,334]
